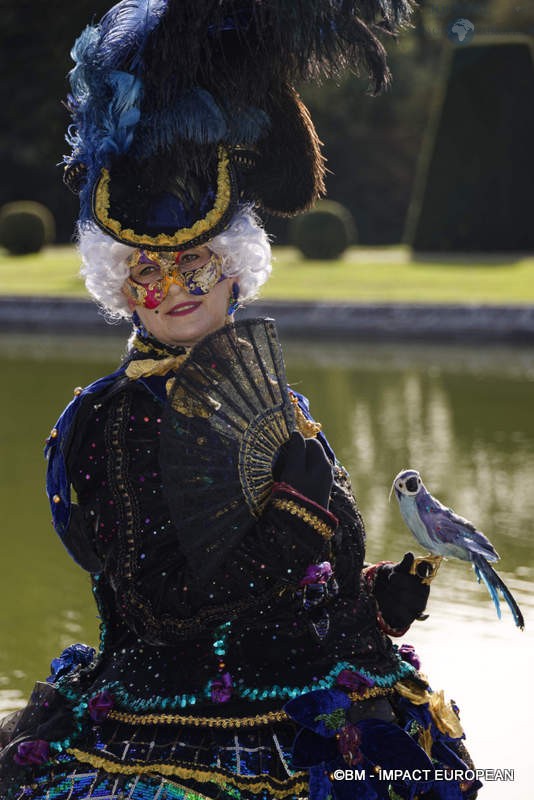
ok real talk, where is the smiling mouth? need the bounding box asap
[166,302,202,316]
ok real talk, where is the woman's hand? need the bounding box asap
[274,431,334,508]
[373,552,430,631]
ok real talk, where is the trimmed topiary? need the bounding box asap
[406,38,534,252]
[290,200,356,260]
[0,201,56,255]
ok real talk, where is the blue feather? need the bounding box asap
[472,553,524,629]
[69,25,100,102]
[98,71,143,157]
[98,0,167,69]
[67,5,161,170]
[473,558,502,619]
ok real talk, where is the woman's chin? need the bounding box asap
[156,313,229,348]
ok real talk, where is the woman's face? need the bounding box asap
[123,244,235,347]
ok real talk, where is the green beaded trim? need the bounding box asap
[55,659,416,718]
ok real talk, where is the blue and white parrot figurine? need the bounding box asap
[391,468,524,629]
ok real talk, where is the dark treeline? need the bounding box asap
[0,0,532,245]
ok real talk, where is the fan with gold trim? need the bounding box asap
[160,318,296,580]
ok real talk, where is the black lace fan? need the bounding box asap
[160,318,296,581]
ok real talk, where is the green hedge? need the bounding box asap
[289,200,356,259]
[407,38,534,252]
[0,201,55,255]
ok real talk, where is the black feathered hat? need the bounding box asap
[64,0,413,250]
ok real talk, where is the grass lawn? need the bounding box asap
[1,244,534,304]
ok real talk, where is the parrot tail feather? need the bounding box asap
[471,553,524,630]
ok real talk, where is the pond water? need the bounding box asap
[0,332,533,799]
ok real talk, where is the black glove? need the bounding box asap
[274,431,333,508]
[373,552,430,630]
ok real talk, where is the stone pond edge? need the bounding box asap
[1,296,534,342]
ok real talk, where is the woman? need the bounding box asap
[1,2,482,797]
[0,206,480,800]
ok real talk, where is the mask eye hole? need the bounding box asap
[179,253,200,267]
[137,264,162,281]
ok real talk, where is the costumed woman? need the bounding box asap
[0,2,481,799]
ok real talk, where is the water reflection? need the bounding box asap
[283,339,534,800]
[0,334,533,799]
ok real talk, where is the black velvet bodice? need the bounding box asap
[57,353,405,713]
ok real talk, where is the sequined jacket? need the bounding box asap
[44,339,415,713]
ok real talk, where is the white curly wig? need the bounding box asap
[78,206,272,320]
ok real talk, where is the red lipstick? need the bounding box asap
[166,302,201,316]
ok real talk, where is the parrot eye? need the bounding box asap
[399,481,404,487]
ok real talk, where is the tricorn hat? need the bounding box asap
[64,0,413,250]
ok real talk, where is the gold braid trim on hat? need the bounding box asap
[93,147,232,248]
[67,749,308,796]
[108,708,289,727]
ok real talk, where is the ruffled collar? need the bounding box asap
[124,332,190,379]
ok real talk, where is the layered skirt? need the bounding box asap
[1,678,480,800]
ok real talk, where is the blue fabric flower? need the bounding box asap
[47,643,96,684]
[285,688,351,738]
[285,689,435,800]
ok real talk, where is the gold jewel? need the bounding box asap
[93,147,232,248]
[290,394,322,438]
[409,554,443,586]
[271,498,334,539]
[108,709,289,728]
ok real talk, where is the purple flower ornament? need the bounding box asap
[336,669,375,695]
[337,722,363,766]
[88,690,114,723]
[14,739,49,766]
[210,672,233,703]
[399,644,421,670]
